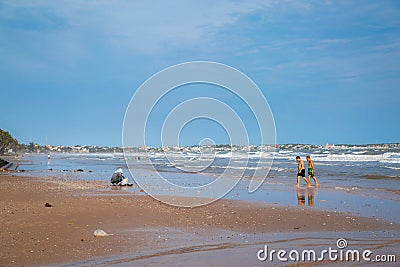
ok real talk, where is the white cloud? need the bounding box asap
[1,0,271,54]
[1,0,399,82]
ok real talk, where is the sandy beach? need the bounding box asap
[1,174,399,266]
[2,0,400,265]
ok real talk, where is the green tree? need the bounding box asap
[0,129,19,154]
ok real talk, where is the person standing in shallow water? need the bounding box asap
[306,155,319,186]
[296,156,308,187]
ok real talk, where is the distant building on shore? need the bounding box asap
[325,143,335,149]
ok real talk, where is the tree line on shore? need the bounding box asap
[0,129,20,155]
[0,128,124,155]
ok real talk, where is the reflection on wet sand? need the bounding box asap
[72,230,400,267]
[297,187,316,206]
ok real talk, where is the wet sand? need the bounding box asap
[0,175,399,266]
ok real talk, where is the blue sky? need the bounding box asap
[1,0,399,146]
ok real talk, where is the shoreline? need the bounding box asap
[1,174,399,266]
[7,166,400,224]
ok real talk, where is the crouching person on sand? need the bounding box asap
[111,168,132,186]
[111,168,125,185]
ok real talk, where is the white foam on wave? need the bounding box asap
[56,150,400,166]
[352,150,367,155]
[207,165,265,171]
[270,167,291,172]
[146,150,400,165]
[315,162,342,166]
[272,150,400,164]
[335,186,359,191]
[383,165,400,170]
[314,154,383,162]
[379,152,400,163]
[380,159,400,164]
[214,151,276,159]
[311,153,400,164]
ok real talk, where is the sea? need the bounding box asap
[8,145,400,223]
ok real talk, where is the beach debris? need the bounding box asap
[93,229,113,237]
[44,202,52,207]
[76,169,84,172]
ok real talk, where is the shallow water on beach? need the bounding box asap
[7,147,400,222]
[57,229,400,267]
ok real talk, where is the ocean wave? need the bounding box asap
[351,150,367,155]
[380,159,400,164]
[315,154,383,162]
[325,173,348,177]
[379,152,400,163]
[312,153,400,163]
[362,174,400,180]
[383,152,400,158]
[316,162,343,166]
[272,151,400,163]
[179,165,211,169]
[150,151,400,164]
[270,167,292,172]
[376,188,400,195]
[209,165,265,171]
[214,152,275,159]
[383,165,400,170]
